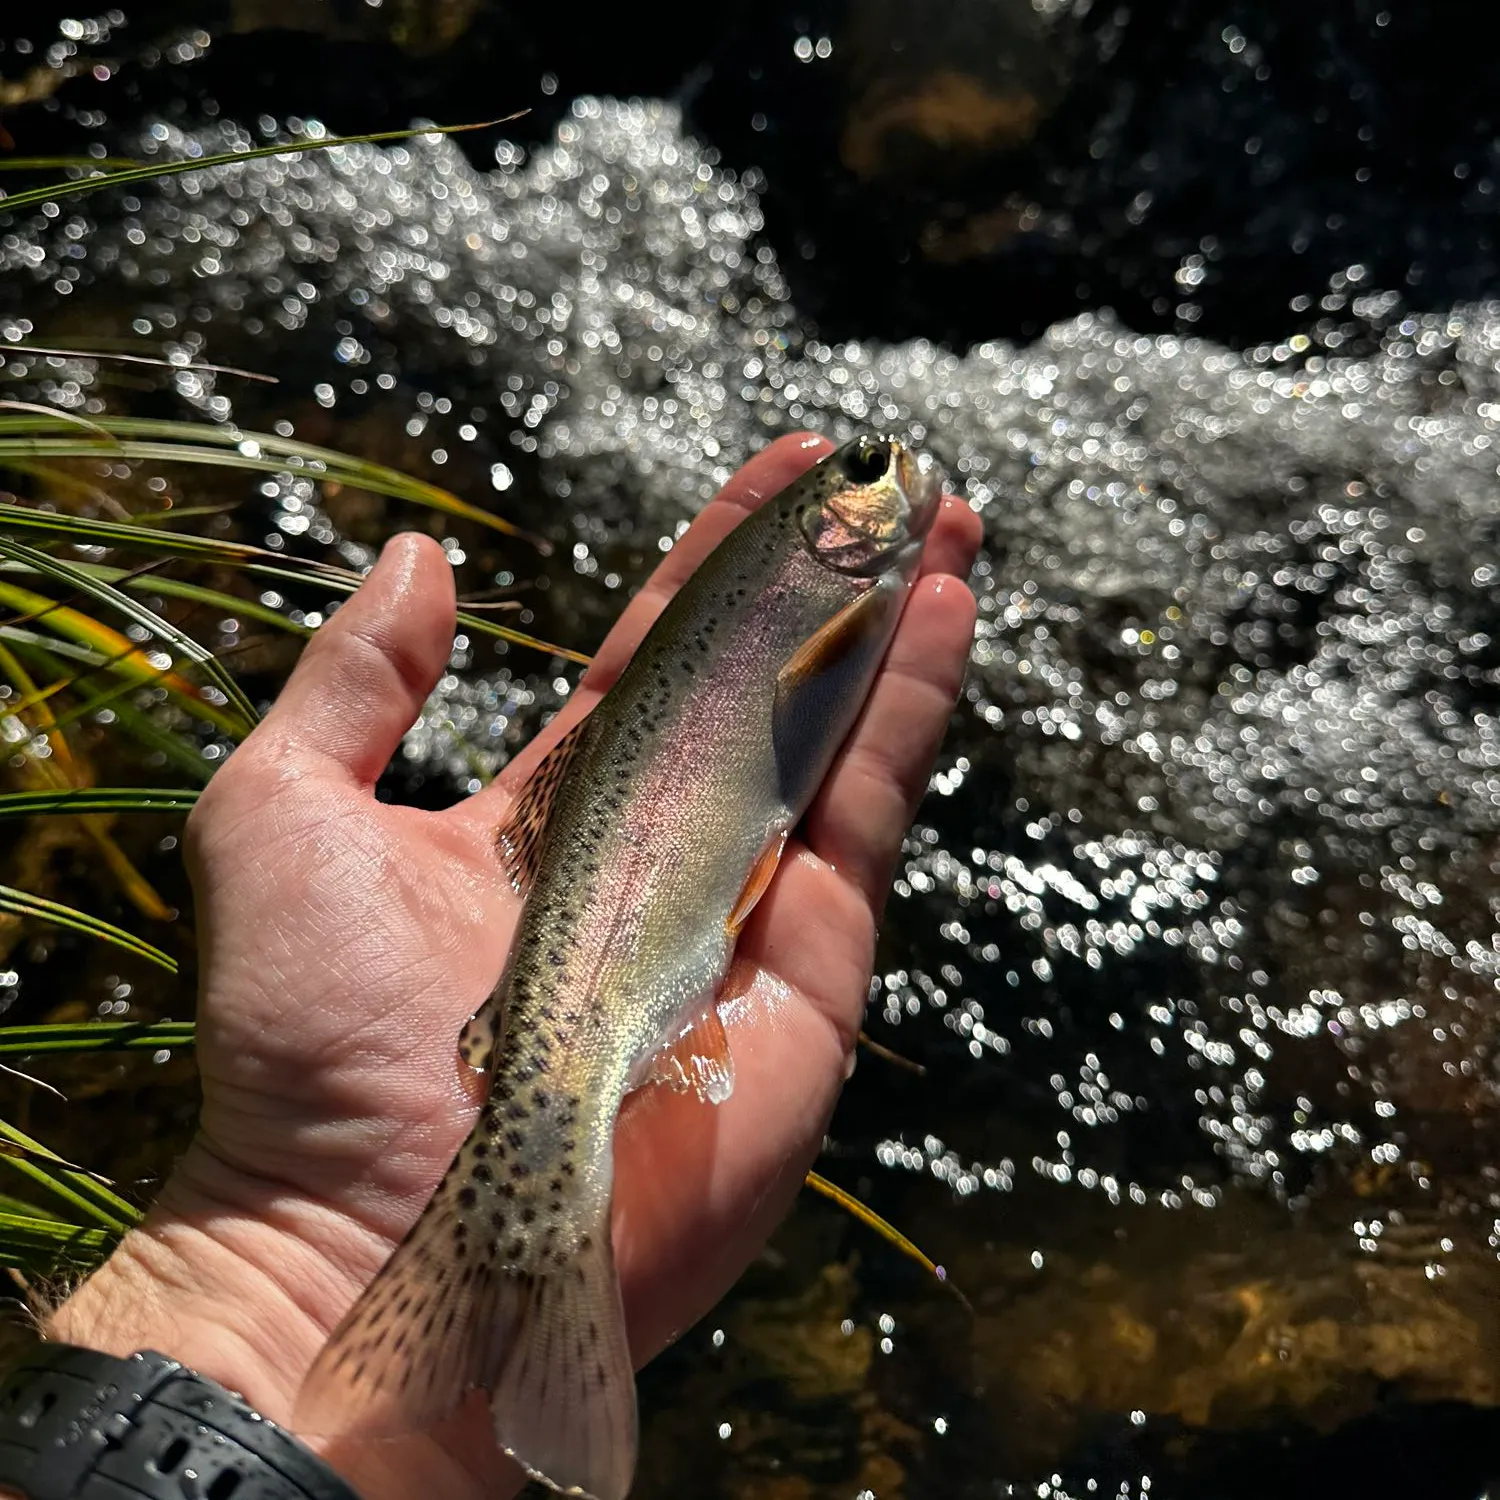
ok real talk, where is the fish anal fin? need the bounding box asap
[637,1004,735,1105]
[496,716,591,895]
[726,828,789,938]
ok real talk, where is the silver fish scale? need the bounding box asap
[6,98,1500,1242]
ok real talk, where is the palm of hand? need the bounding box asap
[58,434,979,1500]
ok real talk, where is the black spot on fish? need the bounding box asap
[472,1140,489,1158]
[491,1210,507,1231]
[457,1186,477,1208]
[511,1162,531,1179]
[474,1163,493,1184]
[507,1239,525,1259]
[506,1103,529,1121]
[522,1206,537,1224]
[550,1176,564,1193]
[507,1129,525,1150]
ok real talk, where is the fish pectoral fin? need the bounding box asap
[726,828,789,938]
[776,582,895,697]
[638,1003,735,1105]
[495,715,592,895]
[771,578,903,799]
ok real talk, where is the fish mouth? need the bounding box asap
[896,443,945,542]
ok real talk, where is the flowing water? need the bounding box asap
[5,6,1500,1497]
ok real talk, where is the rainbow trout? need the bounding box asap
[298,434,944,1498]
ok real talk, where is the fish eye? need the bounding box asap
[844,438,890,486]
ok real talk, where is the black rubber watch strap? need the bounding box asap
[0,1343,363,1500]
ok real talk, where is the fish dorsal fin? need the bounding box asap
[638,1003,735,1105]
[496,715,591,895]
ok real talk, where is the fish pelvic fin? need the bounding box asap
[296,1141,637,1500]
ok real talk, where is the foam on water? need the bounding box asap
[6,99,1500,1229]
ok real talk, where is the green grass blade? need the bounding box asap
[0,1021,195,1054]
[0,635,224,778]
[0,1121,135,1231]
[0,156,144,171]
[0,1208,115,1273]
[0,583,250,740]
[0,118,522,216]
[0,502,589,663]
[0,423,543,546]
[2,343,277,384]
[0,788,198,818]
[0,536,259,731]
[0,885,178,974]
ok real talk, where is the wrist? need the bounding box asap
[42,1141,504,1500]
[47,1144,336,1422]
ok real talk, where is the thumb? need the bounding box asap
[254,533,456,787]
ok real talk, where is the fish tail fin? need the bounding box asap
[295,1157,509,1438]
[491,1215,637,1500]
[296,1158,637,1500]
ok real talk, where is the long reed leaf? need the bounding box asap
[0,580,249,738]
[0,788,198,818]
[0,1021,195,1054]
[0,421,543,546]
[803,1170,971,1311]
[0,885,178,974]
[0,1121,135,1231]
[0,536,259,730]
[0,502,588,662]
[0,118,523,216]
[0,1209,115,1273]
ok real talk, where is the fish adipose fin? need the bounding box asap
[496,715,592,895]
[635,1002,735,1104]
[297,1150,637,1500]
[457,991,503,1078]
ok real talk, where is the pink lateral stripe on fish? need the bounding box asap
[296,433,945,1500]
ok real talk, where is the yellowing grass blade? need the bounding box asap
[0,577,249,739]
[0,535,257,730]
[0,420,548,549]
[803,1169,971,1312]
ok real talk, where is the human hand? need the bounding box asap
[48,432,981,1500]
